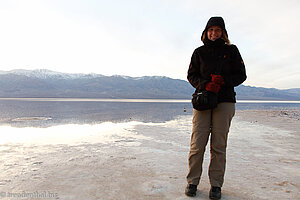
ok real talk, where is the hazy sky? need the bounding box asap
[0,0,299,89]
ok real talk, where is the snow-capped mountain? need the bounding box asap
[0,69,193,99]
[0,69,104,79]
[0,69,300,100]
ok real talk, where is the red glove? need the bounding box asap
[211,74,224,85]
[205,82,221,93]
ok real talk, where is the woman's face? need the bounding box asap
[207,26,222,41]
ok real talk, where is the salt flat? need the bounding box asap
[0,110,299,200]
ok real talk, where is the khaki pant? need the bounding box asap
[186,102,235,187]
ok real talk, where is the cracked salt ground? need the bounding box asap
[0,111,299,200]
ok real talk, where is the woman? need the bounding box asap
[185,17,247,199]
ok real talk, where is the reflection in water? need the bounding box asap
[0,99,299,128]
[0,121,151,145]
[11,117,52,121]
[0,99,299,147]
[0,100,192,127]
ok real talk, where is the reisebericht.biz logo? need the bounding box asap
[0,191,58,199]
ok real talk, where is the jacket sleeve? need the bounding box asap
[224,45,247,87]
[187,49,209,90]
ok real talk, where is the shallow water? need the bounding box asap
[0,100,299,200]
[0,100,192,127]
[1,99,300,127]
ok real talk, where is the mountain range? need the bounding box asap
[0,69,299,100]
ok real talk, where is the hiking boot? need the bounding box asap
[185,184,197,197]
[209,186,221,199]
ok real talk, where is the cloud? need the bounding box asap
[223,0,300,89]
[0,0,299,89]
[0,1,187,76]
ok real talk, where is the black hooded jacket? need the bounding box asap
[187,38,247,103]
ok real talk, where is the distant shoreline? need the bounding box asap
[0,97,300,104]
